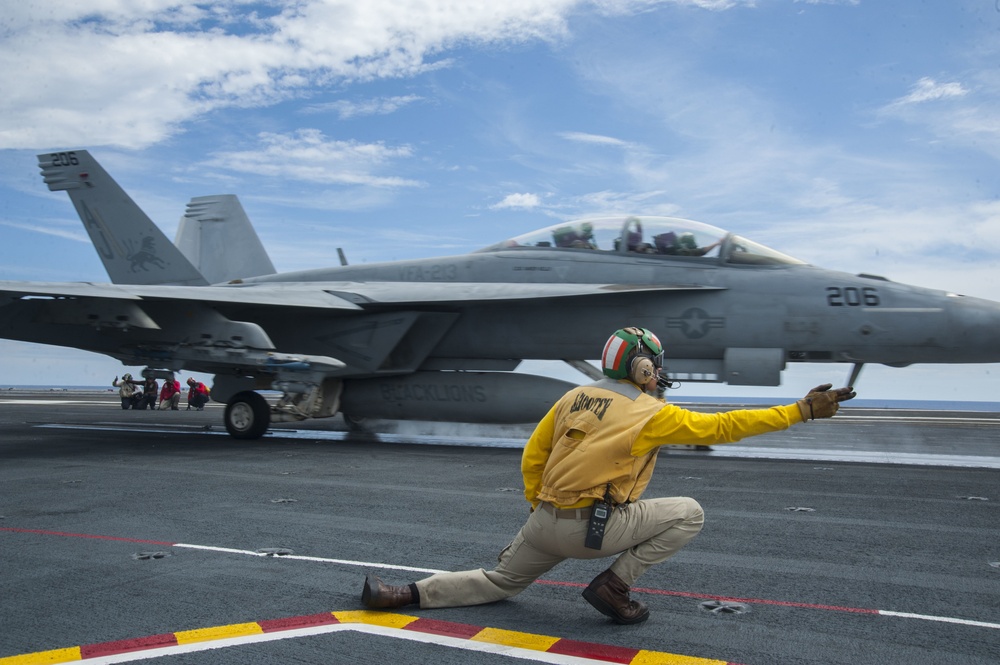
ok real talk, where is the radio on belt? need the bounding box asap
[584,485,614,550]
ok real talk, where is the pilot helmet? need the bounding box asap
[678,232,697,250]
[601,327,664,382]
[580,222,594,237]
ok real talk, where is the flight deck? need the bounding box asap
[1,391,998,664]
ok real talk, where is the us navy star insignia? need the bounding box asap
[666,307,725,339]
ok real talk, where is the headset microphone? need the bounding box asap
[656,374,679,391]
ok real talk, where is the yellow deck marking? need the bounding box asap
[471,626,561,652]
[333,610,419,629]
[174,622,263,645]
[0,646,81,664]
[0,611,734,664]
[632,650,728,665]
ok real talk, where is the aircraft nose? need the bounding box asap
[948,295,1000,363]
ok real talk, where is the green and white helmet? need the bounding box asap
[601,327,664,381]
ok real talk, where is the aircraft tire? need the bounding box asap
[225,391,270,439]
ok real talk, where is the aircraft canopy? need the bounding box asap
[478,216,805,266]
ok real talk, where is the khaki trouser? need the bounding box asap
[158,393,180,410]
[415,496,704,608]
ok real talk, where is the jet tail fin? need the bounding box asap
[175,195,276,284]
[37,150,208,286]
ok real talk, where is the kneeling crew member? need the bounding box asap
[362,326,855,624]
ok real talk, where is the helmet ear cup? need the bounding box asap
[628,355,655,384]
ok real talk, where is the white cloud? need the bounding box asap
[303,95,424,119]
[491,193,542,209]
[876,75,1000,160]
[771,197,1000,298]
[570,190,679,217]
[204,129,423,187]
[595,0,748,10]
[890,77,969,106]
[792,0,860,6]
[0,220,88,244]
[0,1,583,150]
[558,131,631,147]
[0,1,752,151]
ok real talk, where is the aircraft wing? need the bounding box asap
[322,281,725,304]
[0,281,363,309]
[0,280,724,308]
[0,279,727,382]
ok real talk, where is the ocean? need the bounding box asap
[3,385,997,412]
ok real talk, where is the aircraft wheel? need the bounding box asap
[225,391,270,439]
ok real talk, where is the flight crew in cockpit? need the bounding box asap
[654,231,722,257]
[553,222,596,249]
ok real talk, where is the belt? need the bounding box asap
[538,502,592,520]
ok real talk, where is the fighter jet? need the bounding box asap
[1,149,998,439]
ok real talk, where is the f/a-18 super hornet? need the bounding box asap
[1,150,998,439]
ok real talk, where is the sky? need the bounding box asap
[0,0,998,402]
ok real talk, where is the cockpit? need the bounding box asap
[476,216,806,266]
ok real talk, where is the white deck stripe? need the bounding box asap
[878,610,1000,630]
[78,623,610,664]
[171,542,999,634]
[173,543,447,574]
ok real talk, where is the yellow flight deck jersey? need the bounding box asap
[523,379,803,510]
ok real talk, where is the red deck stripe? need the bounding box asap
[537,579,880,615]
[0,527,175,546]
[403,617,484,640]
[258,613,341,633]
[547,638,640,663]
[2,526,881,618]
[79,633,178,658]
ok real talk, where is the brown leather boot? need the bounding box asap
[361,575,416,609]
[582,569,649,624]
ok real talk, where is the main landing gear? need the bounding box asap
[224,391,271,439]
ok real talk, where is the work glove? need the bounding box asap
[796,384,856,420]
